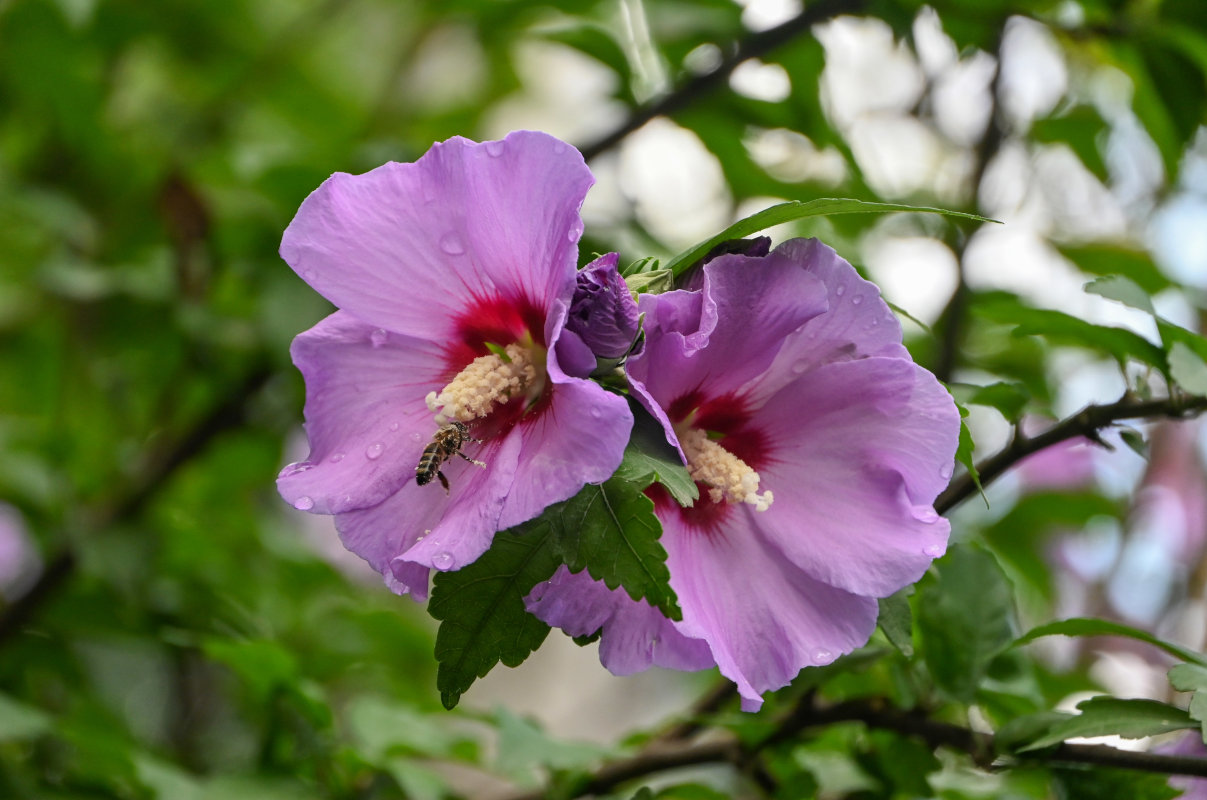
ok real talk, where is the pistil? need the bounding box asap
[679,428,773,511]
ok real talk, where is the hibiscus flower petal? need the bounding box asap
[526,566,714,674]
[662,509,880,711]
[630,255,826,409]
[277,311,450,515]
[280,131,592,342]
[498,378,632,533]
[755,356,958,596]
[335,427,524,595]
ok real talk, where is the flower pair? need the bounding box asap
[278,132,960,710]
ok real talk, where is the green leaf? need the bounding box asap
[1085,275,1155,314]
[614,399,698,506]
[1015,697,1197,752]
[877,589,914,657]
[494,707,610,781]
[1031,105,1110,181]
[917,545,1016,702]
[953,401,986,504]
[1061,245,1172,294]
[1051,766,1179,800]
[1168,341,1207,394]
[964,381,1030,422]
[201,638,299,701]
[0,692,52,741]
[1168,663,1207,739]
[625,269,675,295]
[1015,618,1207,666]
[975,295,1167,371]
[429,521,561,709]
[548,477,681,621]
[663,199,995,277]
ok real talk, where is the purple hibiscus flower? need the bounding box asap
[527,239,961,710]
[277,131,632,599]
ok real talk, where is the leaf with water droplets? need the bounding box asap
[429,519,561,709]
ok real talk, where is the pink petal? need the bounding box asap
[754,357,958,597]
[661,508,880,711]
[277,311,450,515]
[280,131,592,342]
[526,566,714,674]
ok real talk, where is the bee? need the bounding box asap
[416,421,485,492]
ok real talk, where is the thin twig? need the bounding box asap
[937,392,1207,514]
[577,0,867,162]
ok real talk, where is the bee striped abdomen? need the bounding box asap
[416,421,485,492]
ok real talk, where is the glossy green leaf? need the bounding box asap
[1016,618,1207,666]
[1015,697,1197,752]
[664,199,994,277]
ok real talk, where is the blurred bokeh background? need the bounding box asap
[2,0,1206,797]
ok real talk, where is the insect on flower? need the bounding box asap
[416,421,485,492]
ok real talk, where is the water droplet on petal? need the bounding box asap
[366,442,384,460]
[293,496,314,511]
[939,463,953,480]
[370,328,388,347]
[589,407,602,419]
[813,648,833,664]
[923,543,946,558]
[791,359,809,375]
[389,422,400,432]
[834,285,846,297]
[439,232,465,255]
[567,219,584,243]
[851,295,863,305]
[432,552,456,570]
[485,140,505,157]
[410,432,423,442]
[329,452,345,463]
[277,462,313,479]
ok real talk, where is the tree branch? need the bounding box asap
[502,693,1207,799]
[936,392,1207,514]
[577,0,867,162]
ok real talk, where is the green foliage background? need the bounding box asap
[2,0,1207,797]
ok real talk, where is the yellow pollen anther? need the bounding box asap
[426,343,537,424]
[679,428,773,511]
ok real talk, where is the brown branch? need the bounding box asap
[501,693,1207,799]
[937,392,1207,514]
[577,0,867,162]
[0,363,274,646]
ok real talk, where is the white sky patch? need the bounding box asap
[619,119,732,250]
[744,127,847,186]
[735,0,801,31]
[729,59,791,103]
[862,235,958,325]
[483,40,626,143]
[999,17,1067,126]
[1149,195,1207,287]
[817,17,924,131]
